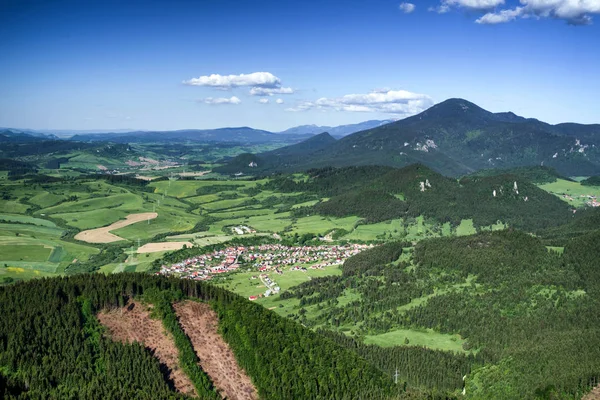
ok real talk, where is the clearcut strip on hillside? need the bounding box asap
[174,301,258,400]
[97,300,197,397]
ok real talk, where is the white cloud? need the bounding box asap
[259,98,269,104]
[437,0,600,23]
[433,0,505,12]
[449,0,505,9]
[476,6,524,23]
[249,87,295,96]
[276,98,284,104]
[399,2,416,13]
[285,89,433,115]
[184,72,281,88]
[520,0,600,24]
[202,96,241,105]
[429,4,452,13]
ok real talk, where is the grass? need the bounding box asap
[538,178,600,208]
[215,266,343,314]
[1,245,53,262]
[0,200,29,214]
[0,214,57,227]
[546,246,565,254]
[364,328,468,353]
[150,180,255,198]
[456,219,477,236]
[289,215,360,236]
[28,192,67,208]
[52,209,131,230]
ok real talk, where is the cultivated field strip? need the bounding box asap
[74,212,158,243]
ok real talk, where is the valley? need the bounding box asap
[2,100,600,399]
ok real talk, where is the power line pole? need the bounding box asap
[394,368,399,384]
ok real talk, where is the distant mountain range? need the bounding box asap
[0,129,58,143]
[218,98,600,177]
[0,119,393,144]
[277,120,393,137]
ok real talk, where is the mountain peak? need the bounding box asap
[418,98,490,119]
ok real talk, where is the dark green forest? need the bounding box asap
[0,273,434,400]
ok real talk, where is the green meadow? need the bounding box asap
[539,178,600,207]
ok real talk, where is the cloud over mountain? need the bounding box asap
[286,89,432,115]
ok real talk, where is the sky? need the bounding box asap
[1,0,599,132]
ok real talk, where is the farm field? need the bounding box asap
[0,173,521,282]
[364,328,467,353]
[539,178,600,207]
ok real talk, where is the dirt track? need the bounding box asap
[137,241,193,253]
[174,301,258,400]
[74,212,158,243]
[97,301,197,397]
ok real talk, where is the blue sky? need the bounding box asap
[1,0,599,131]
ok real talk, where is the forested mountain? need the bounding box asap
[265,164,574,230]
[221,98,600,177]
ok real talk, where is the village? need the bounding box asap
[158,243,373,299]
[561,193,600,207]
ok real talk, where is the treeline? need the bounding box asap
[581,175,600,186]
[0,158,37,176]
[0,273,416,399]
[467,165,565,184]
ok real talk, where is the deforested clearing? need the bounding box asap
[174,300,258,400]
[74,212,158,243]
[97,300,197,397]
[584,385,600,400]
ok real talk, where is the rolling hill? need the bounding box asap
[221,98,600,177]
[266,163,574,230]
